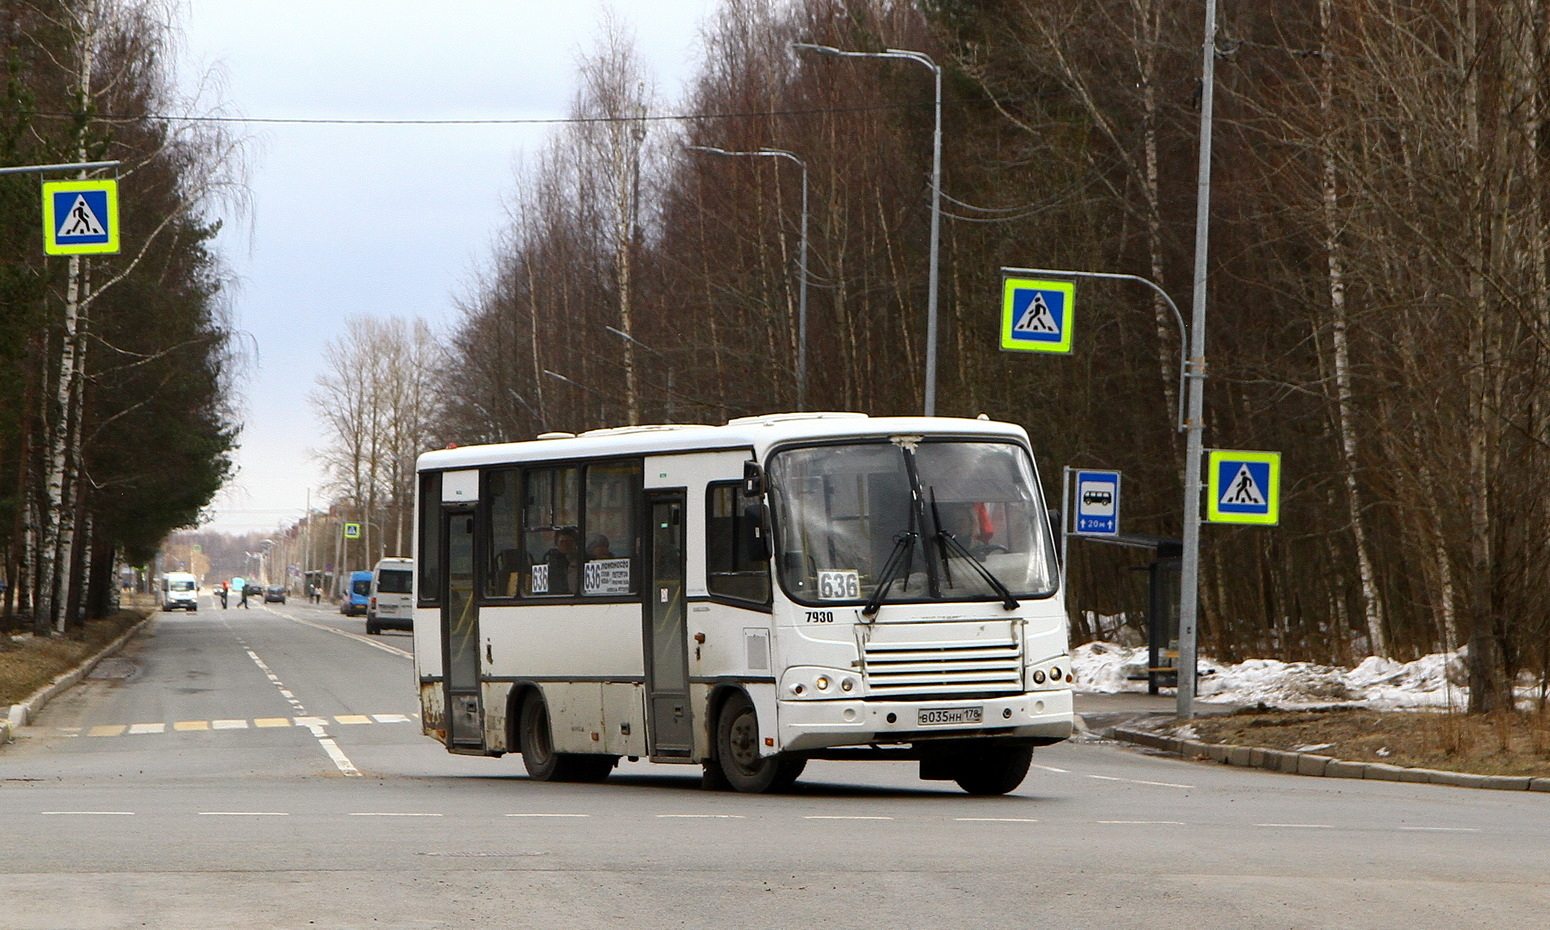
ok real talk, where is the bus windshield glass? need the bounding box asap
[767,438,1058,607]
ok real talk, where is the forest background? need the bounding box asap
[7,0,1546,717]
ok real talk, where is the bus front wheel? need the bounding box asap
[951,744,1034,796]
[714,692,804,793]
[518,693,614,783]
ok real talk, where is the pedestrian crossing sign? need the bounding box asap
[1206,449,1281,525]
[1000,276,1074,354]
[42,179,120,255]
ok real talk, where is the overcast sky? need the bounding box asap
[175,0,719,534]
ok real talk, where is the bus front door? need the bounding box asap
[645,491,692,759]
[442,508,484,751]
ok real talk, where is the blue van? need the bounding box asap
[341,570,372,616]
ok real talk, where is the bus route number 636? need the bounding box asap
[817,570,860,600]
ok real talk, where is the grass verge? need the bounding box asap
[1185,705,1550,777]
[0,610,146,706]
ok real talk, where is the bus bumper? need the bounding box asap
[776,688,1074,754]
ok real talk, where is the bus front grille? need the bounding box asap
[860,623,1024,697]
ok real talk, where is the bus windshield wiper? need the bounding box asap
[862,531,916,619]
[929,491,1018,611]
[935,529,1018,610]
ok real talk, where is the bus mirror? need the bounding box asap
[742,461,764,497]
[742,505,770,561]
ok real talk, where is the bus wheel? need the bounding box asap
[518,693,614,782]
[952,745,1033,796]
[519,693,564,780]
[714,692,805,793]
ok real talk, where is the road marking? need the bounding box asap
[372,714,411,723]
[212,719,248,730]
[199,811,289,817]
[42,811,134,816]
[804,815,893,820]
[127,723,164,735]
[1033,764,1069,773]
[254,718,292,727]
[335,715,372,725]
[1096,820,1185,825]
[1398,826,1481,833]
[76,714,415,737]
[173,720,209,731]
[1256,823,1333,829]
[87,725,125,737]
[267,605,414,659]
[1087,774,1194,789]
[956,817,1040,823]
[656,814,745,819]
[349,812,443,817]
[230,625,361,778]
[505,813,591,818]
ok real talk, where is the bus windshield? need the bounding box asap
[767,438,1058,607]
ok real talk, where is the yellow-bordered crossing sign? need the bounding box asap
[1000,276,1074,353]
[1206,449,1281,525]
[42,179,120,255]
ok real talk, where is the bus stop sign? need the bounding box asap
[1073,469,1120,536]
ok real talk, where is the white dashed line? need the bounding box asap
[1399,826,1481,833]
[505,813,592,818]
[199,811,289,817]
[803,815,893,820]
[41,811,134,816]
[1033,764,1069,773]
[656,814,746,819]
[1096,820,1185,825]
[1255,823,1333,829]
[1087,774,1194,789]
[230,625,361,778]
[955,817,1040,823]
[349,812,444,817]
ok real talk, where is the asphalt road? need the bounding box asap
[1,598,1546,928]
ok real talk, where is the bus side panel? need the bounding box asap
[482,681,513,753]
[690,601,780,760]
[413,607,442,676]
[601,681,648,757]
[482,604,643,678]
[419,679,446,743]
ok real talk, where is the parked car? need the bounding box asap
[263,584,287,604]
[366,557,413,635]
[340,570,372,616]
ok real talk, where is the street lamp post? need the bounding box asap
[688,144,810,411]
[793,42,942,416]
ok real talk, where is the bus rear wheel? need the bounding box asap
[951,744,1034,796]
[518,692,615,783]
[714,692,805,793]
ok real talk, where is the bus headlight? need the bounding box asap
[782,668,860,699]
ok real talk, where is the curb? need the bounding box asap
[1110,725,1550,793]
[1,614,153,747]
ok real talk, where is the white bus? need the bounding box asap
[413,412,1072,794]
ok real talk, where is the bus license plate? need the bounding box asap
[919,706,982,726]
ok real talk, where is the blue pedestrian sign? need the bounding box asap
[1073,469,1121,536]
[42,179,120,255]
[1206,449,1281,525]
[1000,276,1074,354]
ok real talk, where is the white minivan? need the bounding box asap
[366,557,413,635]
[160,571,199,612]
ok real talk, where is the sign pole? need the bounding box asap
[1177,0,1219,721]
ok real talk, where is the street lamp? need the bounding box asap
[688,144,810,411]
[794,42,942,416]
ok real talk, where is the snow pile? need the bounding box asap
[1070,642,1471,709]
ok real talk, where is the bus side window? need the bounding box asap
[485,468,522,598]
[706,482,771,605]
[418,472,442,605]
[522,466,579,596]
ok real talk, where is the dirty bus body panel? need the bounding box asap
[412,413,1073,794]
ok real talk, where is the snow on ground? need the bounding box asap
[1071,641,1475,709]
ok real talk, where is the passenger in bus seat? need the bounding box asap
[544,528,581,594]
[586,534,614,560]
